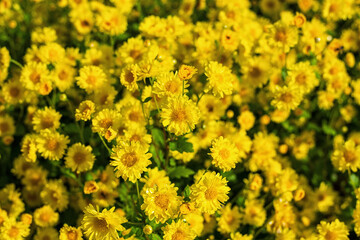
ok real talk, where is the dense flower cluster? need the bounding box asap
[0,0,360,239]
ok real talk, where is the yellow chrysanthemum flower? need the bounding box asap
[76,66,107,93]
[34,227,59,240]
[332,139,360,172]
[40,180,69,212]
[190,171,230,214]
[317,219,349,240]
[81,204,127,240]
[153,72,188,98]
[141,183,183,223]
[271,83,303,111]
[217,204,241,234]
[33,205,59,227]
[65,143,95,173]
[210,136,241,172]
[0,114,15,138]
[32,107,62,133]
[59,224,83,240]
[36,129,70,161]
[205,61,234,98]
[0,218,30,240]
[162,220,196,240]
[20,61,50,91]
[75,100,96,121]
[110,141,152,183]
[161,95,200,136]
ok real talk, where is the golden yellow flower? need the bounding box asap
[36,129,70,161]
[0,218,30,240]
[75,100,96,121]
[161,95,200,136]
[141,183,183,223]
[59,224,83,240]
[65,143,95,173]
[34,205,59,227]
[84,181,99,194]
[81,204,127,240]
[32,107,61,132]
[110,141,152,183]
[0,114,15,137]
[34,227,59,240]
[40,180,69,212]
[332,139,360,172]
[210,136,241,172]
[76,66,107,93]
[162,220,196,240]
[217,204,241,234]
[205,61,234,98]
[317,219,349,240]
[178,64,197,81]
[190,171,230,214]
[20,61,50,91]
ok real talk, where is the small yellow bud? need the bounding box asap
[294,188,305,201]
[143,225,153,235]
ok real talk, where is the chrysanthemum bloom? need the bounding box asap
[92,108,121,138]
[110,141,152,183]
[36,129,69,161]
[331,139,360,172]
[34,205,59,227]
[76,66,107,93]
[161,95,200,136]
[92,183,118,208]
[34,227,59,240]
[59,224,83,240]
[162,220,196,240]
[204,61,234,98]
[353,203,360,236]
[141,184,183,223]
[0,47,10,82]
[75,100,95,121]
[210,136,241,172]
[96,7,127,36]
[20,61,50,91]
[140,167,171,194]
[120,64,139,92]
[0,114,15,138]
[53,63,76,92]
[123,126,152,150]
[317,219,349,240]
[0,184,25,218]
[32,107,61,132]
[288,61,318,94]
[242,199,266,227]
[2,79,27,105]
[190,171,230,214]
[183,212,204,236]
[198,94,227,121]
[271,83,303,111]
[0,218,30,239]
[313,182,337,213]
[81,204,127,240]
[40,180,69,212]
[217,204,241,234]
[153,72,188,98]
[84,181,99,194]
[269,21,298,52]
[237,110,255,131]
[230,232,253,240]
[65,143,95,173]
[178,64,197,81]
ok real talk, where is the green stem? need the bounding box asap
[98,134,112,154]
[136,181,141,204]
[10,59,23,69]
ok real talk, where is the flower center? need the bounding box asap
[73,151,87,164]
[344,150,356,163]
[171,108,187,122]
[172,230,186,240]
[122,152,138,167]
[100,118,113,129]
[8,226,19,238]
[325,231,337,240]
[41,117,54,129]
[67,230,78,240]
[10,87,20,97]
[280,92,293,103]
[93,218,108,233]
[0,122,9,133]
[165,81,179,93]
[30,72,41,84]
[219,148,230,159]
[47,139,59,151]
[155,194,170,209]
[205,187,217,200]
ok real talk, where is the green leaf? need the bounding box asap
[322,122,336,136]
[169,137,194,153]
[282,121,295,132]
[221,171,237,182]
[184,185,191,198]
[168,166,195,179]
[151,128,165,147]
[150,234,162,240]
[63,123,79,134]
[350,174,359,189]
[143,97,152,103]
